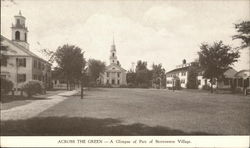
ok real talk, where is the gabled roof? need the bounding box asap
[166,66,189,75]
[105,63,126,72]
[1,35,50,64]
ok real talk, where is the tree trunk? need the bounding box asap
[210,78,213,93]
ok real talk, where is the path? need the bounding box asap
[1,90,78,121]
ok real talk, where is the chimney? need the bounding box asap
[182,59,186,64]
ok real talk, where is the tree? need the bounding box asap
[54,44,85,90]
[198,41,240,93]
[126,69,136,86]
[135,60,150,87]
[87,59,106,84]
[152,64,166,88]
[233,21,250,49]
[186,65,199,89]
[0,37,8,66]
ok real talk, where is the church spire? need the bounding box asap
[112,32,115,45]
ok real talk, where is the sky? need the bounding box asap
[1,0,250,71]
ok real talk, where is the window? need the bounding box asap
[17,74,26,82]
[182,72,186,76]
[112,79,115,84]
[15,31,20,40]
[25,33,27,42]
[106,80,109,84]
[112,53,115,57]
[42,63,45,70]
[205,79,207,85]
[33,74,37,80]
[198,80,201,85]
[181,79,185,84]
[38,75,42,81]
[34,60,37,68]
[106,72,109,77]
[17,19,20,25]
[117,80,120,85]
[38,61,41,69]
[1,57,7,66]
[117,72,120,78]
[238,78,243,87]
[224,78,229,85]
[17,58,26,67]
[0,75,7,79]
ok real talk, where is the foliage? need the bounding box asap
[202,84,210,90]
[186,65,199,89]
[233,21,250,49]
[135,60,151,87]
[21,80,44,97]
[126,70,136,85]
[87,59,106,83]
[54,44,86,90]
[198,41,240,93]
[0,77,13,95]
[152,64,166,88]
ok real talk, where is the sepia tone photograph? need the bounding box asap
[0,0,250,140]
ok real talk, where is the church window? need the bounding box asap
[15,31,20,40]
[17,58,26,67]
[17,19,20,25]
[25,33,27,42]
[1,57,7,66]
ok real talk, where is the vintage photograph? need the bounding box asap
[0,0,250,138]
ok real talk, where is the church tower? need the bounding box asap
[11,11,29,50]
[110,37,118,65]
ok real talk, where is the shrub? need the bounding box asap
[21,80,44,97]
[202,84,210,90]
[127,83,136,88]
[119,84,127,88]
[138,83,149,88]
[0,77,13,95]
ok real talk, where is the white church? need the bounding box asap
[99,39,127,87]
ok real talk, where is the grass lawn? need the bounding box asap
[1,88,250,135]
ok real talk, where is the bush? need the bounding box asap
[0,77,13,95]
[119,84,127,88]
[21,80,44,97]
[202,84,210,90]
[127,83,136,88]
[138,83,149,88]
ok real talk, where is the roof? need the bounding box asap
[235,69,250,78]
[105,63,126,72]
[166,66,189,75]
[1,35,50,64]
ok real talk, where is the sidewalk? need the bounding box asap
[1,90,78,121]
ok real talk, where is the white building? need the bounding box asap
[99,39,127,87]
[166,59,238,90]
[166,60,193,89]
[0,11,52,90]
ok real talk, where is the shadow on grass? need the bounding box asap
[0,95,49,103]
[1,116,213,136]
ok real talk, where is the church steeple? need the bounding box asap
[11,10,29,50]
[110,35,118,65]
